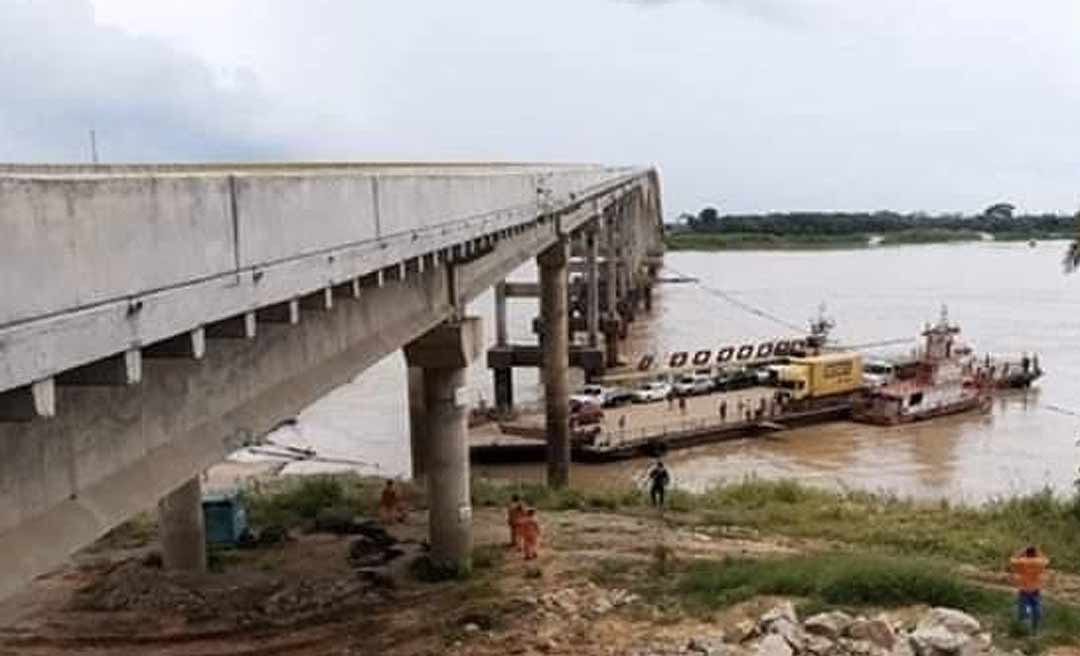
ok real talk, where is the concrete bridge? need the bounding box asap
[0,162,664,599]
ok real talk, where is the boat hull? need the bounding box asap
[853,394,989,426]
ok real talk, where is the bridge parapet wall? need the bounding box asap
[0,164,647,394]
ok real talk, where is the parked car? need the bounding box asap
[674,374,713,396]
[863,360,896,388]
[604,387,636,407]
[570,384,608,407]
[633,381,672,403]
[714,368,757,391]
[569,399,604,427]
[570,384,634,408]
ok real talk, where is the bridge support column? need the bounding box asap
[492,282,514,415]
[407,366,427,481]
[538,240,571,489]
[586,228,600,348]
[493,367,514,416]
[404,317,483,574]
[158,477,206,572]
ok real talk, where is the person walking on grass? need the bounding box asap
[646,460,670,509]
[506,494,526,549]
[519,508,541,560]
[1011,545,1049,633]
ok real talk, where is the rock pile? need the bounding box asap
[520,582,641,620]
[632,603,1020,656]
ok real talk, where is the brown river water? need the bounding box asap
[251,241,1080,503]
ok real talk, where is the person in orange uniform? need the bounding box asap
[378,480,406,524]
[1010,545,1049,633]
[519,508,541,560]
[506,494,526,549]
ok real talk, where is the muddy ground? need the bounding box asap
[0,507,810,656]
[3,507,1079,656]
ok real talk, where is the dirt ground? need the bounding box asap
[0,507,809,656]
[7,504,1080,656]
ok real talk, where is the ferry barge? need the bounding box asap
[853,308,991,425]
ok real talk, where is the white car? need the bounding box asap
[674,374,713,396]
[570,384,608,407]
[632,381,672,403]
[863,361,895,388]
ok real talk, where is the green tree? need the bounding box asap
[1066,210,1080,273]
[697,206,720,230]
[984,202,1015,220]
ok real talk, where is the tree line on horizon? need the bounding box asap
[674,203,1076,237]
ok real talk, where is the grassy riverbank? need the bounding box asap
[71,474,1080,653]
[664,232,871,250]
[664,229,1072,251]
[241,474,1080,576]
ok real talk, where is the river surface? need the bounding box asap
[257,241,1080,503]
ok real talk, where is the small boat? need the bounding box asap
[980,353,1043,390]
[853,307,990,425]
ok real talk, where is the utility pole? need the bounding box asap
[89,129,99,164]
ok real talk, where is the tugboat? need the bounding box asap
[853,307,990,425]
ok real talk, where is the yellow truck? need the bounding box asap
[773,353,864,401]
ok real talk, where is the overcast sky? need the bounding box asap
[2,0,1079,214]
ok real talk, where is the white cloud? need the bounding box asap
[7,0,1080,214]
[0,0,284,162]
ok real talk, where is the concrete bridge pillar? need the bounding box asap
[585,227,600,348]
[158,477,207,572]
[492,282,514,415]
[407,366,427,481]
[404,317,483,573]
[538,239,571,489]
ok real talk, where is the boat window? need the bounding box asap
[909,392,923,406]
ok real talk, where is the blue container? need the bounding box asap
[202,491,249,545]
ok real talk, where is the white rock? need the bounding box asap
[761,601,799,626]
[837,638,883,656]
[848,618,896,649]
[890,638,916,656]
[804,634,836,655]
[755,634,794,656]
[805,611,855,639]
[688,636,732,655]
[909,626,969,656]
[767,618,807,652]
[462,623,480,634]
[917,608,981,636]
[727,620,758,644]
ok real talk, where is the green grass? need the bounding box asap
[691,479,1080,575]
[243,474,416,530]
[677,554,1080,650]
[243,474,1080,580]
[469,477,644,512]
[877,228,984,245]
[665,232,870,251]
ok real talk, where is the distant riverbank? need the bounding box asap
[665,229,1073,251]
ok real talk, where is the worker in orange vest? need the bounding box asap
[506,494,526,549]
[1010,545,1049,633]
[378,479,406,524]
[519,508,541,560]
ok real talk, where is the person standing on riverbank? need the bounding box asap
[646,460,670,508]
[1011,545,1049,633]
[378,480,406,524]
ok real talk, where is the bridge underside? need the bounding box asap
[0,163,665,600]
